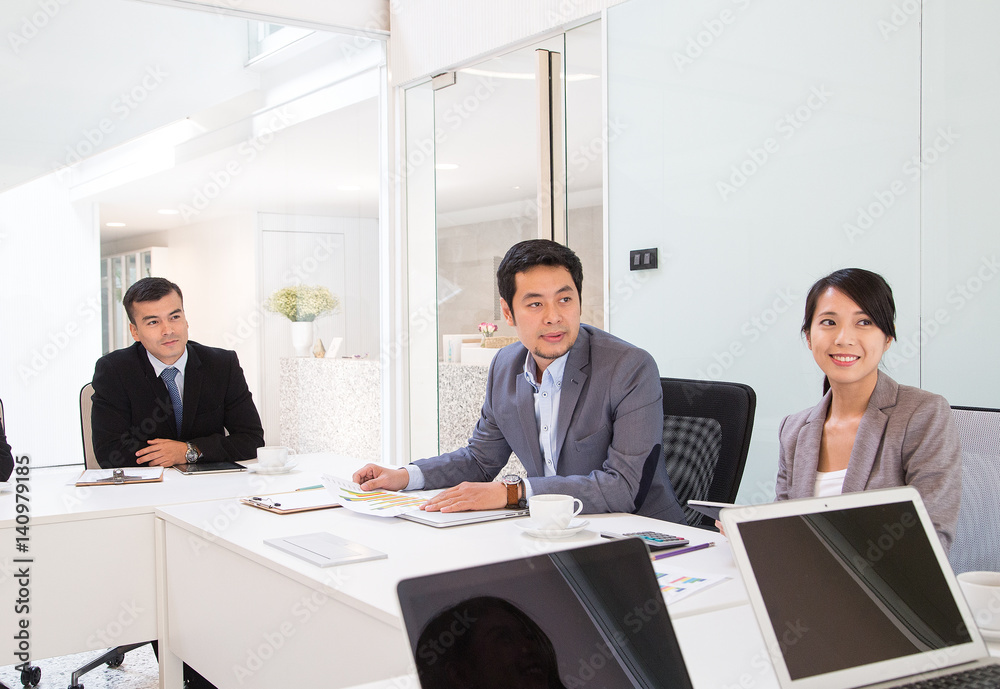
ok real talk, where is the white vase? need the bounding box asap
[290,321,313,357]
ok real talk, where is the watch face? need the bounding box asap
[502,474,520,486]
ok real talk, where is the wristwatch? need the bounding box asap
[185,442,201,464]
[502,475,526,510]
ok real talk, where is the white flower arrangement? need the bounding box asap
[266,285,340,322]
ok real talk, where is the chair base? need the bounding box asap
[68,643,145,689]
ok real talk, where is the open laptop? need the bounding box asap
[722,487,999,689]
[396,537,694,688]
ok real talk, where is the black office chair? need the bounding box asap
[659,377,756,528]
[948,406,1000,574]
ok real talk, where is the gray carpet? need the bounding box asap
[0,646,158,689]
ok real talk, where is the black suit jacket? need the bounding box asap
[91,341,264,468]
[0,423,12,482]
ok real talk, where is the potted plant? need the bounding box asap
[266,285,340,356]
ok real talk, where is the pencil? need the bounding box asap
[651,541,715,560]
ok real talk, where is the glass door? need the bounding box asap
[432,36,564,455]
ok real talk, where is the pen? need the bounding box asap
[651,541,715,560]
[295,484,324,491]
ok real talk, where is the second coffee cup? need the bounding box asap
[256,446,293,468]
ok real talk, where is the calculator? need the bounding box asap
[619,531,690,551]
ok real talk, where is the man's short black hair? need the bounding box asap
[496,239,584,308]
[123,277,183,325]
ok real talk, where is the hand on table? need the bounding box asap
[136,439,188,467]
[352,464,410,491]
[421,481,507,513]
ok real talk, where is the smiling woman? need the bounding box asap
[775,268,962,551]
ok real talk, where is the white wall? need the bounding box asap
[606,0,922,504]
[140,0,389,35]
[0,175,102,467]
[921,2,1000,408]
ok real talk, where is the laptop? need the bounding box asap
[721,487,999,689]
[396,537,694,688]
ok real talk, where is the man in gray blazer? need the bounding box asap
[354,240,685,523]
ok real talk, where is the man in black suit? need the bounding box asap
[91,277,264,468]
[90,277,263,689]
[1,419,12,482]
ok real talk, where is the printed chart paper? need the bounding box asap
[322,474,427,517]
[654,569,730,605]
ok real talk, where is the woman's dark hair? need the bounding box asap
[802,268,896,394]
[496,240,583,313]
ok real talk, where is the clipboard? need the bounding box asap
[240,491,342,515]
[76,467,165,486]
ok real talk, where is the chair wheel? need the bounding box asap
[20,665,41,687]
[106,652,125,669]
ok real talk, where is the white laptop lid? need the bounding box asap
[722,487,988,689]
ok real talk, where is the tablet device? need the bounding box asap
[174,461,246,474]
[686,499,737,521]
[397,507,528,528]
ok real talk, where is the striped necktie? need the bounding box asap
[160,366,182,435]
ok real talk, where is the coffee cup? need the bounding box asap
[528,494,583,531]
[957,571,1000,631]
[256,446,294,468]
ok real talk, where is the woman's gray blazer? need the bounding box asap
[776,371,961,550]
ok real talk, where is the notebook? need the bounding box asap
[721,487,998,689]
[396,537,694,689]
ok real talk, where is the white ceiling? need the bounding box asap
[1,1,602,245]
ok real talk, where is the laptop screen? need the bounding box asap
[396,538,693,689]
[737,500,972,681]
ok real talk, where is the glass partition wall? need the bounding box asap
[405,23,604,459]
[0,0,385,465]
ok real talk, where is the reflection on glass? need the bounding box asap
[434,37,564,357]
[401,539,693,689]
[564,21,604,329]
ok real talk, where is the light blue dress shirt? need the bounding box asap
[404,350,569,498]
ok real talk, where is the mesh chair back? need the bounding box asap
[948,406,1000,574]
[660,378,756,527]
[80,383,99,469]
[663,415,723,525]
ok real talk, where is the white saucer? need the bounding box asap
[248,459,298,475]
[979,627,1000,643]
[516,519,590,539]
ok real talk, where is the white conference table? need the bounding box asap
[0,454,347,667]
[153,454,748,689]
